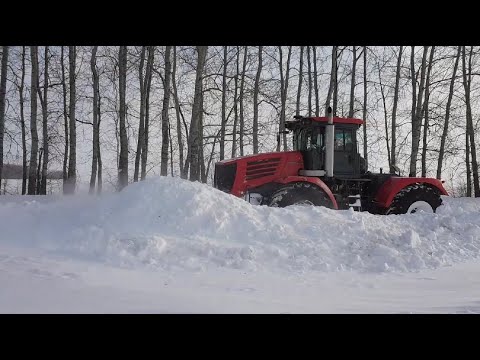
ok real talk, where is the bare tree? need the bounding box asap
[0,46,8,187]
[277,46,292,152]
[462,46,479,196]
[36,148,43,194]
[390,46,403,172]
[307,46,312,115]
[466,131,472,197]
[188,46,208,181]
[326,46,337,113]
[362,46,368,166]
[141,46,154,181]
[172,46,186,176]
[348,46,363,118]
[38,46,49,195]
[61,46,69,193]
[378,63,391,167]
[28,46,39,195]
[161,46,172,176]
[437,46,461,180]
[65,46,77,194]
[313,46,320,116]
[134,47,147,182]
[253,46,262,154]
[421,46,435,178]
[232,47,239,158]
[90,46,101,193]
[296,46,304,116]
[333,47,340,115]
[118,46,128,190]
[409,46,428,177]
[168,120,174,176]
[220,46,228,160]
[19,47,27,194]
[239,46,247,156]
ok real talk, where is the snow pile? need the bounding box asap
[1,176,479,274]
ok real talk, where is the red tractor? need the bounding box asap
[213,107,448,214]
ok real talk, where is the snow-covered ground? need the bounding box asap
[1,177,480,313]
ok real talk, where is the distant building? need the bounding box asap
[2,163,63,179]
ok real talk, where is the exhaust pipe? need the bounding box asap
[325,106,334,177]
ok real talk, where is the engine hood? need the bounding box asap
[216,151,301,165]
[215,151,304,197]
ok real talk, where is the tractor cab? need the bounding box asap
[286,115,366,177]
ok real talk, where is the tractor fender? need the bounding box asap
[273,176,338,209]
[374,177,449,209]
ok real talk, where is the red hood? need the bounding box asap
[216,151,304,197]
[217,151,301,165]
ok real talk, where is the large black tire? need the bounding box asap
[385,183,442,215]
[268,182,334,208]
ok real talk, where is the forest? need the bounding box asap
[0,46,478,197]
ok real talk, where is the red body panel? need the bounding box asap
[374,177,449,208]
[223,151,302,197]
[222,151,337,209]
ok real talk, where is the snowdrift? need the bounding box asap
[1,177,479,274]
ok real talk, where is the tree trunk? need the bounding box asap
[118,46,128,190]
[134,47,146,182]
[97,86,102,194]
[90,46,100,193]
[391,46,403,171]
[220,46,228,160]
[232,47,239,158]
[409,46,428,177]
[39,46,49,195]
[0,46,8,187]
[313,46,319,116]
[28,46,39,195]
[253,46,262,154]
[307,46,312,115]
[169,121,174,176]
[437,46,461,180]
[277,46,292,152]
[283,47,292,150]
[19,47,27,195]
[65,46,77,194]
[378,67,391,167]
[462,46,480,197]
[326,46,337,113]
[239,46,247,156]
[172,46,185,176]
[188,46,208,182]
[348,46,359,118]
[362,46,368,168]
[421,46,435,178]
[36,148,43,195]
[296,46,304,116]
[466,131,472,197]
[60,46,69,194]
[333,47,340,116]
[161,46,172,176]
[141,46,154,181]
[199,93,206,183]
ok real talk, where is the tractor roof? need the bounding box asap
[286,116,364,130]
[306,116,364,125]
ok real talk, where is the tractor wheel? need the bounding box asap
[385,184,442,215]
[268,182,334,208]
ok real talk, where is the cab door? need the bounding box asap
[334,128,357,175]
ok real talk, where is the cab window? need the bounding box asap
[334,129,354,151]
[295,128,324,151]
